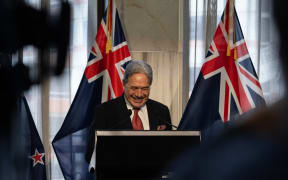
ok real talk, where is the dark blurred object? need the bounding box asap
[171,100,288,180]
[0,60,31,120]
[170,0,288,180]
[0,53,12,68]
[0,0,70,119]
[0,0,70,179]
[0,0,70,76]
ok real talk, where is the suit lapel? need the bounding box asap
[146,100,158,130]
[113,95,133,129]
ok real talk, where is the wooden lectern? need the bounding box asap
[94,131,200,180]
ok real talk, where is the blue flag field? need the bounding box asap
[18,96,47,180]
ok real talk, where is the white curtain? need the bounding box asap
[21,0,284,179]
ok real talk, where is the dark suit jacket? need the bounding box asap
[85,95,172,163]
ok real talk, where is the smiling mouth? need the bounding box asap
[133,99,143,103]
[132,97,145,103]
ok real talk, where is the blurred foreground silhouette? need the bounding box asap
[0,0,71,179]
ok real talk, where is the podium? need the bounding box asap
[94,131,200,180]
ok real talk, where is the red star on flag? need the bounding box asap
[30,149,45,167]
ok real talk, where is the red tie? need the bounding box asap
[132,109,144,130]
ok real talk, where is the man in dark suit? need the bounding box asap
[86,60,172,163]
[91,60,172,130]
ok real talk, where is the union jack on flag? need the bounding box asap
[52,0,131,179]
[85,0,131,102]
[178,0,265,130]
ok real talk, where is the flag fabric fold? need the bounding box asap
[178,0,265,131]
[52,0,131,179]
[18,96,47,180]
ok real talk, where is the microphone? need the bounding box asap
[164,121,178,129]
[156,114,178,130]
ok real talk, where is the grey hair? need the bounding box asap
[123,60,153,85]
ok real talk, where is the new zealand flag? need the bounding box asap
[52,0,131,179]
[19,96,47,180]
[178,0,265,131]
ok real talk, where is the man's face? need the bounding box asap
[124,73,151,109]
